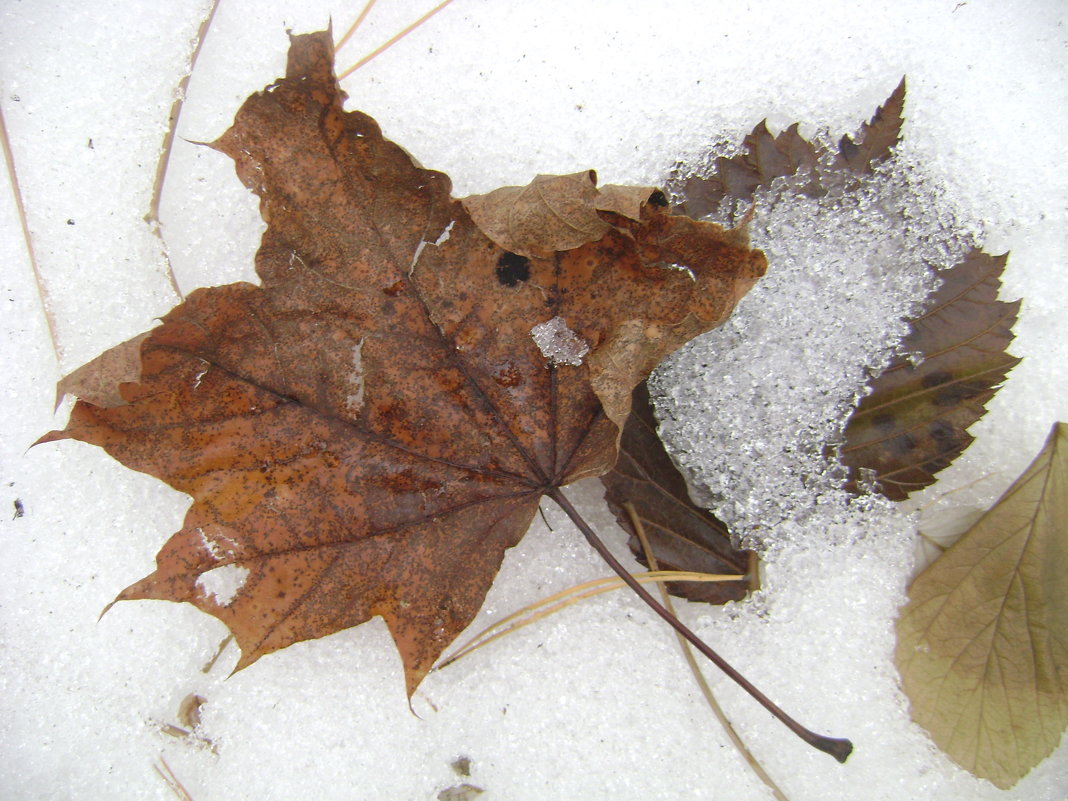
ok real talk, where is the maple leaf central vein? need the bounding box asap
[155,343,534,487]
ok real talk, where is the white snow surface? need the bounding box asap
[1,2,1066,800]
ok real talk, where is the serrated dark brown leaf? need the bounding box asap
[669,77,906,221]
[839,249,1021,500]
[38,30,766,696]
[834,77,906,173]
[612,79,910,585]
[601,382,756,604]
[671,120,821,220]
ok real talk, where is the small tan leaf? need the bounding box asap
[593,182,661,221]
[896,422,1068,789]
[54,332,151,409]
[461,171,657,258]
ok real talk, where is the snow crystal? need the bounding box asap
[409,239,427,273]
[191,359,209,389]
[652,162,964,549]
[410,221,455,273]
[197,526,239,560]
[433,220,455,246]
[196,564,250,607]
[530,316,590,367]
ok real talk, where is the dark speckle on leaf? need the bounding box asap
[891,433,917,456]
[872,412,896,430]
[921,369,953,390]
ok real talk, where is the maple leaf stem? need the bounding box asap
[547,487,853,763]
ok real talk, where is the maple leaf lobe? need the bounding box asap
[41,30,765,696]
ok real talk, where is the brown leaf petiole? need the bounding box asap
[547,487,853,763]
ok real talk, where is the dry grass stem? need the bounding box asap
[145,0,222,301]
[335,0,379,52]
[337,0,457,80]
[436,570,742,670]
[0,101,61,364]
[624,502,791,801]
[154,756,196,801]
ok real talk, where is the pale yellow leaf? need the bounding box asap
[896,422,1068,789]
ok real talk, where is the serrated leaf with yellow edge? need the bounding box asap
[896,422,1068,788]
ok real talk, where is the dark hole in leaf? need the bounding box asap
[495,252,530,287]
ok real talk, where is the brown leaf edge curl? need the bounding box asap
[896,422,1068,789]
[670,77,906,220]
[39,30,766,698]
[838,249,1021,501]
[461,171,657,259]
[601,381,757,604]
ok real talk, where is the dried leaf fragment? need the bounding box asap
[896,422,1068,788]
[177,693,206,730]
[438,784,484,801]
[839,249,1021,500]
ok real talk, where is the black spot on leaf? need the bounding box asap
[496,252,530,287]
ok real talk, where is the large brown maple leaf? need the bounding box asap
[41,30,765,696]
